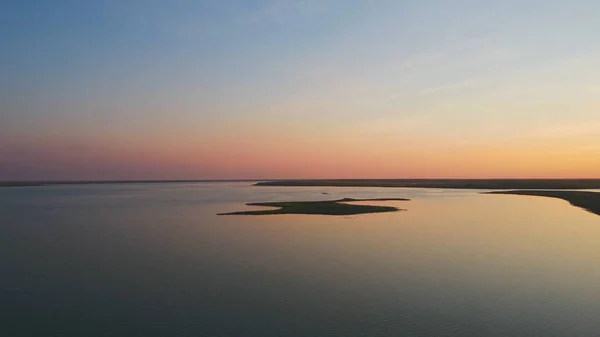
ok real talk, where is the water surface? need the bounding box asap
[2,182,600,336]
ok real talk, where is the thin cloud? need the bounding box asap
[419,79,479,95]
[241,0,327,25]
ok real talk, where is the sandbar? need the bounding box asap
[218,198,409,216]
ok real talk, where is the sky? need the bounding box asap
[1,0,600,180]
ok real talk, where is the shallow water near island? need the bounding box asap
[2,182,600,336]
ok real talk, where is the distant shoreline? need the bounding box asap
[4,179,599,217]
[254,179,600,190]
[485,190,600,217]
[3,179,600,190]
[0,180,262,188]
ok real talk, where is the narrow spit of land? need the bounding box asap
[218,198,409,216]
[254,179,600,190]
[485,190,600,216]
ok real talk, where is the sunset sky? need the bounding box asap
[2,0,600,180]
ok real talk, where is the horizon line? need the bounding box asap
[3,177,600,185]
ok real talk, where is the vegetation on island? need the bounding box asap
[218,198,409,216]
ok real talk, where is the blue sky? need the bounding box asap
[1,1,600,179]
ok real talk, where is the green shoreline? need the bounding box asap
[218,198,409,216]
[485,190,600,217]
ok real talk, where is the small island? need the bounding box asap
[485,190,600,216]
[218,198,409,216]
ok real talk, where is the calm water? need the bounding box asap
[2,182,600,336]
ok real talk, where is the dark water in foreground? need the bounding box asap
[2,182,600,336]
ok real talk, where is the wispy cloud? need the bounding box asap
[419,79,479,95]
[119,0,329,40]
[241,0,327,25]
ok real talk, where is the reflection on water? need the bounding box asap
[2,183,600,336]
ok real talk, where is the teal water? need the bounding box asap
[2,182,600,336]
